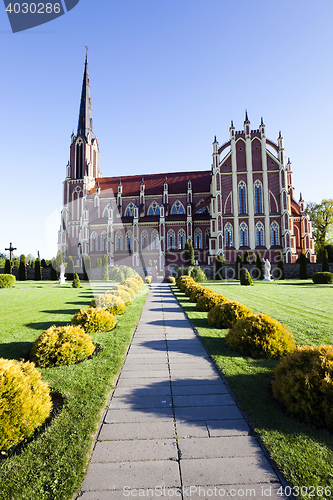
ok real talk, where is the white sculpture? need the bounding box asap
[58,263,66,285]
[263,258,273,281]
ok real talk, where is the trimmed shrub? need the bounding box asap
[240,268,253,286]
[110,266,126,282]
[298,252,308,279]
[4,259,12,275]
[312,272,333,284]
[208,301,252,329]
[30,325,95,367]
[0,358,52,452]
[272,345,333,431]
[66,256,75,281]
[0,274,16,289]
[84,255,91,281]
[189,285,207,303]
[322,249,329,272]
[256,253,263,280]
[196,291,228,312]
[91,292,126,314]
[109,287,132,305]
[215,255,223,280]
[18,254,27,281]
[122,278,141,293]
[243,251,250,264]
[145,276,152,284]
[185,240,195,266]
[34,258,42,281]
[13,260,20,268]
[114,284,135,299]
[72,273,81,288]
[176,276,195,293]
[96,258,102,268]
[72,307,116,333]
[226,313,296,359]
[235,255,242,280]
[167,275,175,283]
[56,249,63,270]
[102,255,109,281]
[184,283,202,298]
[188,266,207,282]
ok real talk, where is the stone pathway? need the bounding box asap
[77,283,288,500]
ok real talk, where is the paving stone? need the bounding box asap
[170,369,219,378]
[171,379,223,387]
[116,378,170,388]
[105,407,174,423]
[81,461,180,491]
[114,385,172,397]
[109,395,172,409]
[206,419,251,436]
[180,456,278,486]
[99,421,176,441]
[122,363,169,372]
[178,436,261,459]
[175,420,209,438]
[173,394,234,407]
[92,439,177,462]
[171,384,228,396]
[78,490,130,500]
[174,405,242,421]
[119,370,169,379]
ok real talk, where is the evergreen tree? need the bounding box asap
[18,254,27,281]
[256,252,263,280]
[96,258,102,267]
[67,256,75,280]
[322,249,329,272]
[56,249,63,270]
[240,268,253,286]
[102,255,109,281]
[184,240,190,266]
[50,258,58,280]
[34,258,42,281]
[298,252,308,279]
[188,242,195,266]
[215,255,223,280]
[235,255,242,280]
[84,255,91,281]
[4,259,12,275]
[277,251,285,280]
[243,251,250,264]
[72,273,81,288]
[41,259,47,267]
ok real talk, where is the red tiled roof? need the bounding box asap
[88,170,211,197]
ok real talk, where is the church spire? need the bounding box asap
[77,53,94,140]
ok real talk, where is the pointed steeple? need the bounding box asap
[77,54,94,140]
[244,109,250,123]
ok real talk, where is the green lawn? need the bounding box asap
[0,280,149,500]
[172,280,333,500]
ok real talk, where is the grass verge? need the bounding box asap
[172,282,333,500]
[0,281,149,500]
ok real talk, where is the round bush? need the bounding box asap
[176,276,195,292]
[113,285,134,301]
[92,293,126,315]
[196,292,228,312]
[312,272,333,284]
[272,345,333,431]
[240,268,253,286]
[0,274,16,289]
[226,314,296,359]
[30,325,95,367]
[108,289,132,305]
[188,266,207,282]
[72,307,117,333]
[145,276,152,284]
[189,286,207,303]
[0,358,52,451]
[122,279,141,293]
[184,283,202,298]
[208,301,252,329]
[167,275,175,283]
[110,266,125,282]
[129,275,144,287]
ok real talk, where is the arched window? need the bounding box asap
[217,195,221,213]
[271,222,279,246]
[167,230,175,250]
[151,230,159,250]
[91,232,98,252]
[254,180,263,214]
[148,201,160,216]
[205,229,210,249]
[101,232,107,252]
[178,229,186,250]
[103,205,111,218]
[225,224,233,248]
[171,200,185,215]
[125,203,135,217]
[238,181,247,214]
[194,228,202,249]
[141,230,148,249]
[126,231,133,251]
[116,231,123,251]
[76,139,83,178]
[240,222,248,247]
[256,222,264,246]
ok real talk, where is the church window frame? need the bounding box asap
[225,223,233,248]
[148,201,160,216]
[271,221,279,246]
[151,230,159,250]
[125,202,135,217]
[90,231,98,252]
[103,205,111,218]
[167,229,175,250]
[171,200,185,215]
[256,222,264,246]
[126,231,133,252]
[194,228,202,249]
[141,230,149,250]
[115,231,123,251]
[178,229,186,250]
[205,228,210,249]
[254,180,263,214]
[238,181,247,215]
[75,138,84,179]
[101,231,107,252]
[240,222,248,247]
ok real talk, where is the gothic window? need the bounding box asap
[216,173,221,191]
[171,200,185,215]
[125,203,135,217]
[76,139,83,178]
[254,180,263,214]
[167,230,175,250]
[271,222,279,246]
[116,231,123,251]
[141,230,148,249]
[217,195,221,213]
[148,201,160,216]
[126,231,133,251]
[194,228,202,249]
[103,205,111,218]
[256,222,264,246]
[151,230,159,250]
[101,232,107,252]
[178,229,186,250]
[205,229,210,249]
[225,224,233,248]
[91,232,98,252]
[240,222,248,247]
[238,181,247,214]
[217,215,222,232]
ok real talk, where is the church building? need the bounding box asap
[58,56,316,273]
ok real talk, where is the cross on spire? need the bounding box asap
[5,242,17,263]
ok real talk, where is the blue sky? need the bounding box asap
[1,0,333,259]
